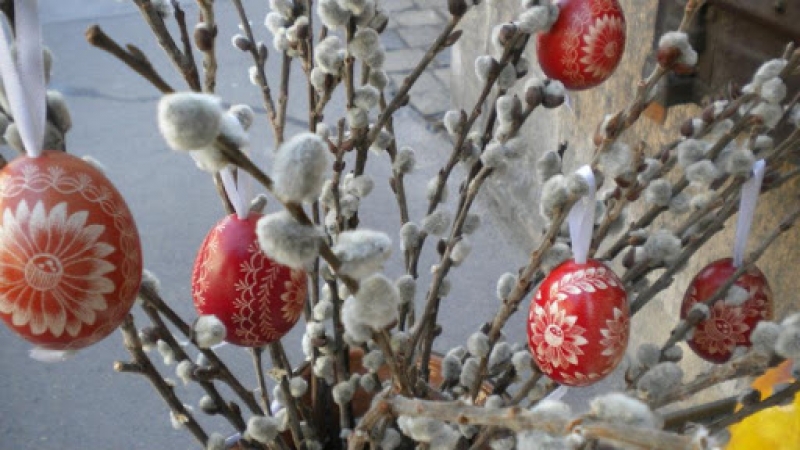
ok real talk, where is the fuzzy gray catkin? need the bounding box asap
[272,133,329,203]
[256,211,323,269]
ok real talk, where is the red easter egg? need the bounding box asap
[681,258,773,364]
[528,258,629,386]
[0,151,142,350]
[191,213,307,347]
[536,0,626,90]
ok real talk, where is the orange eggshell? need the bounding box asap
[0,151,142,350]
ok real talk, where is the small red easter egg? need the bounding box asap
[536,0,627,90]
[0,151,143,350]
[681,258,773,364]
[191,213,307,347]
[528,258,629,386]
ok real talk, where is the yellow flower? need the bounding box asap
[727,360,800,449]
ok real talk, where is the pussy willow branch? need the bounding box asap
[230,0,279,142]
[364,15,462,148]
[269,343,309,450]
[196,0,218,93]
[324,277,354,445]
[649,351,770,409]
[85,25,174,93]
[137,284,264,415]
[138,295,251,436]
[251,348,273,414]
[276,52,293,145]
[414,167,494,382]
[132,0,201,91]
[407,32,528,278]
[118,315,209,445]
[171,2,199,82]
[468,194,577,400]
[710,379,800,432]
[599,106,759,262]
[386,396,694,450]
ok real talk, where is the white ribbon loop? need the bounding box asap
[0,0,46,157]
[733,159,766,267]
[220,167,249,220]
[567,165,597,265]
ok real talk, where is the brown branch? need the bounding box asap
[85,25,174,93]
[230,0,280,142]
[132,0,201,91]
[650,352,770,409]
[137,284,264,415]
[364,16,462,148]
[196,0,218,93]
[387,396,694,450]
[118,315,209,445]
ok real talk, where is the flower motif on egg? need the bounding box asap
[0,151,142,350]
[0,200,115,338]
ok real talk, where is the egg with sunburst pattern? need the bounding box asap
[528,258,629,386]
[536,0,627,90]
[0,151,142,350]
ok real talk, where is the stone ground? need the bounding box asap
[382,0,453,120]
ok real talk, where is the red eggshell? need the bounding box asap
[681,258,773,364]
[0,151,143,350]
[528,258,629,386]
[192,213,307,347]
[536,0,627,90]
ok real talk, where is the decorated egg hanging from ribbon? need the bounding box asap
[0,151,143,350]
[191,212,307,347]
[681,258,773,363]
[536,0,627,90]
[527,166,629,386]
[682,160,772,363]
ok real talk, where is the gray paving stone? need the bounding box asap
[383,47,427,73]
[434,67,451,89]
[393,9,443,27]
[391,71,451,117]
[383,0,416,12]
[433,48,451,68]
[380,29,406,51]
[396,25,442,48]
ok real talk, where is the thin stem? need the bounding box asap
[269,343,308,450]
[231,0,279,138]
[118,315,209,445]
[196,0,218,93]
[132,0,201,91]
[252,348,273,415]
[85,25,174,93]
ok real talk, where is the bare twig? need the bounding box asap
[118,315,208,445]
[85,25,174,93]
[132,0,201,91]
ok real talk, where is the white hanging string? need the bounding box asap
[0,0,45,157]
[567,165,597,265]
[220,166,249,220]
[733,159,766,267]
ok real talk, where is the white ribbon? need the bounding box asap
[0,0,46,157]
[567,165,597,265]
[220,167,249,220]
[542,384,569,402]
[733,159,766,267]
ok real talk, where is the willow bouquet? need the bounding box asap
[1,0,800,449]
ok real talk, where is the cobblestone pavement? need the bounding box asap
[382,0,452,119]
